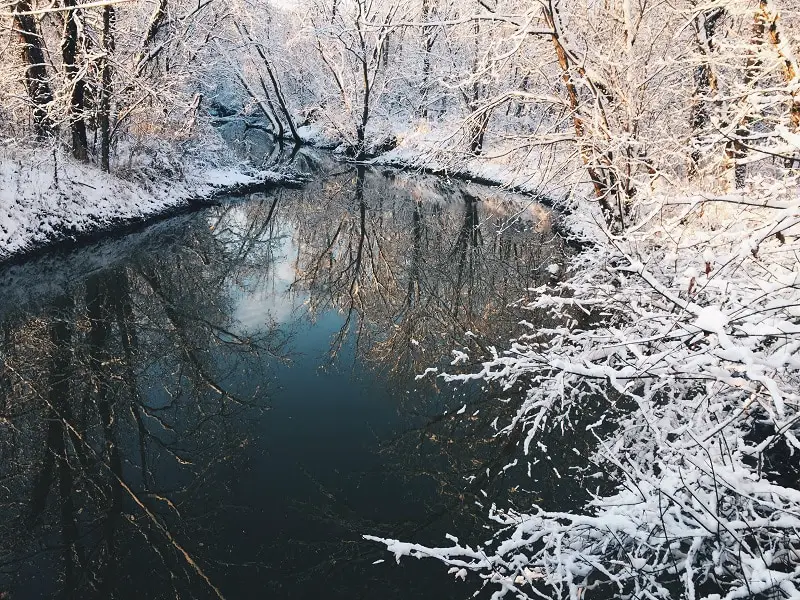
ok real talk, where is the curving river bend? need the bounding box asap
[0,146,585,599]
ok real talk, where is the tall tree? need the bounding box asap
[61,0,89,160]
[12,0,55,138]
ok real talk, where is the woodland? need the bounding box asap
[2,0,800,598]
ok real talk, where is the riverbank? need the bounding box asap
[282,118,604,246]
[0,143,305,264]
[0,122,577,266]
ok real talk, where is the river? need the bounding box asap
[0,145,584,599]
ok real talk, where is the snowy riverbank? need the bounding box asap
[0,143,304,264]
[0,122,579,266]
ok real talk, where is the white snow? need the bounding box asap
[0,144,295,263]
[693,306,729,335]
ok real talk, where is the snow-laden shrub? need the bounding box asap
[368,178,800,599]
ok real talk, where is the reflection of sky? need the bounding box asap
[230,223,306,331]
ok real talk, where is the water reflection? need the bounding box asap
[0,217,281,599]
[288,163,564,372]
[0,154,572,599]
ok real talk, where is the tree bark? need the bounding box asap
[759,0,800,166]
[100,4,116,172]
[761,0,800,128]
[356,1,371,160]
[468,19,486,154]
[238,23,302,145]
[727,3,766,188]
[61,0,89,161]
[420,0,436,119]
[13,0,55,138]
[135,0,167,75]
[689,6,723,177]
[542,1,617,222]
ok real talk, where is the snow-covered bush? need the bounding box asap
[367,174,800,598]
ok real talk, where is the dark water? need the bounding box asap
[0,150,586,599]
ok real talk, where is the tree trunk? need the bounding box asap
[238,23,302,145]
[13,0,55,138]
[135,0,168,75]
[61,0,88,161]
[760,0,800,167]
[356,122,367,160]
[419,0,436,118]
[543,1,616,222]
[100,5,116,172]
[256,73,285,138]
[689,6,723,177]
[224,49,281,136]
[468,19,485,154]
[469,111,490,155]
[262,61,300,144]
[727,2,766,188]
[356,20,370,159]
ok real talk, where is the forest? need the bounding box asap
[2,0,800,598]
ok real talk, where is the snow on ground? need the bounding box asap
[295,124,340,149]
[0,142,298,263]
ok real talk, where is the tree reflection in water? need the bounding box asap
[288,163,565,371]
[0,209,285,599]
[267,160,598,589]
[0,155,584,599]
